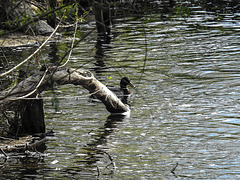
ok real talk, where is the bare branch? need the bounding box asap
[0,69,130,114]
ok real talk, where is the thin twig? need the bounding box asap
[96,165,100,178]
[7,69,48,101]
[59,13,79,67]
[57,27,96,65]
[3,112,11,125]
[0,12,65,78]
[0,148,8,158]
[93,147,116,169]
[171,162,178,173]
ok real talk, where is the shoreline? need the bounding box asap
[0,33,61,48]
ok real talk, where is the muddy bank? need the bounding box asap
[0,33,61,48]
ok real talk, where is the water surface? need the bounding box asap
[1,1,240,179]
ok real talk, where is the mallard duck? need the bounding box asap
[90,77,134,103]
[108,77,134,97]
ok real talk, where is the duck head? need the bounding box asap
[120,77,135,94]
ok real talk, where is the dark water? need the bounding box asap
[1,1,240,179]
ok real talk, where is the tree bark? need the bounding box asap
[20,99,45,134]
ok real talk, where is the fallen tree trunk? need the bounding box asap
[0,68,130,114]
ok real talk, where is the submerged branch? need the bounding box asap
[0,135,46,153]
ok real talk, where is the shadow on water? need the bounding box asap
[57,114,128,179]
[48,42,59,64]
[88,114,127,147]
[92,35,111,75]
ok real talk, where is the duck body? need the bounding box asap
[108,77,133,98]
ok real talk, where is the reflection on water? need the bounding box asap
[1,1,240,179]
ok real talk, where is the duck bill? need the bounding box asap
[129,82,135,88]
